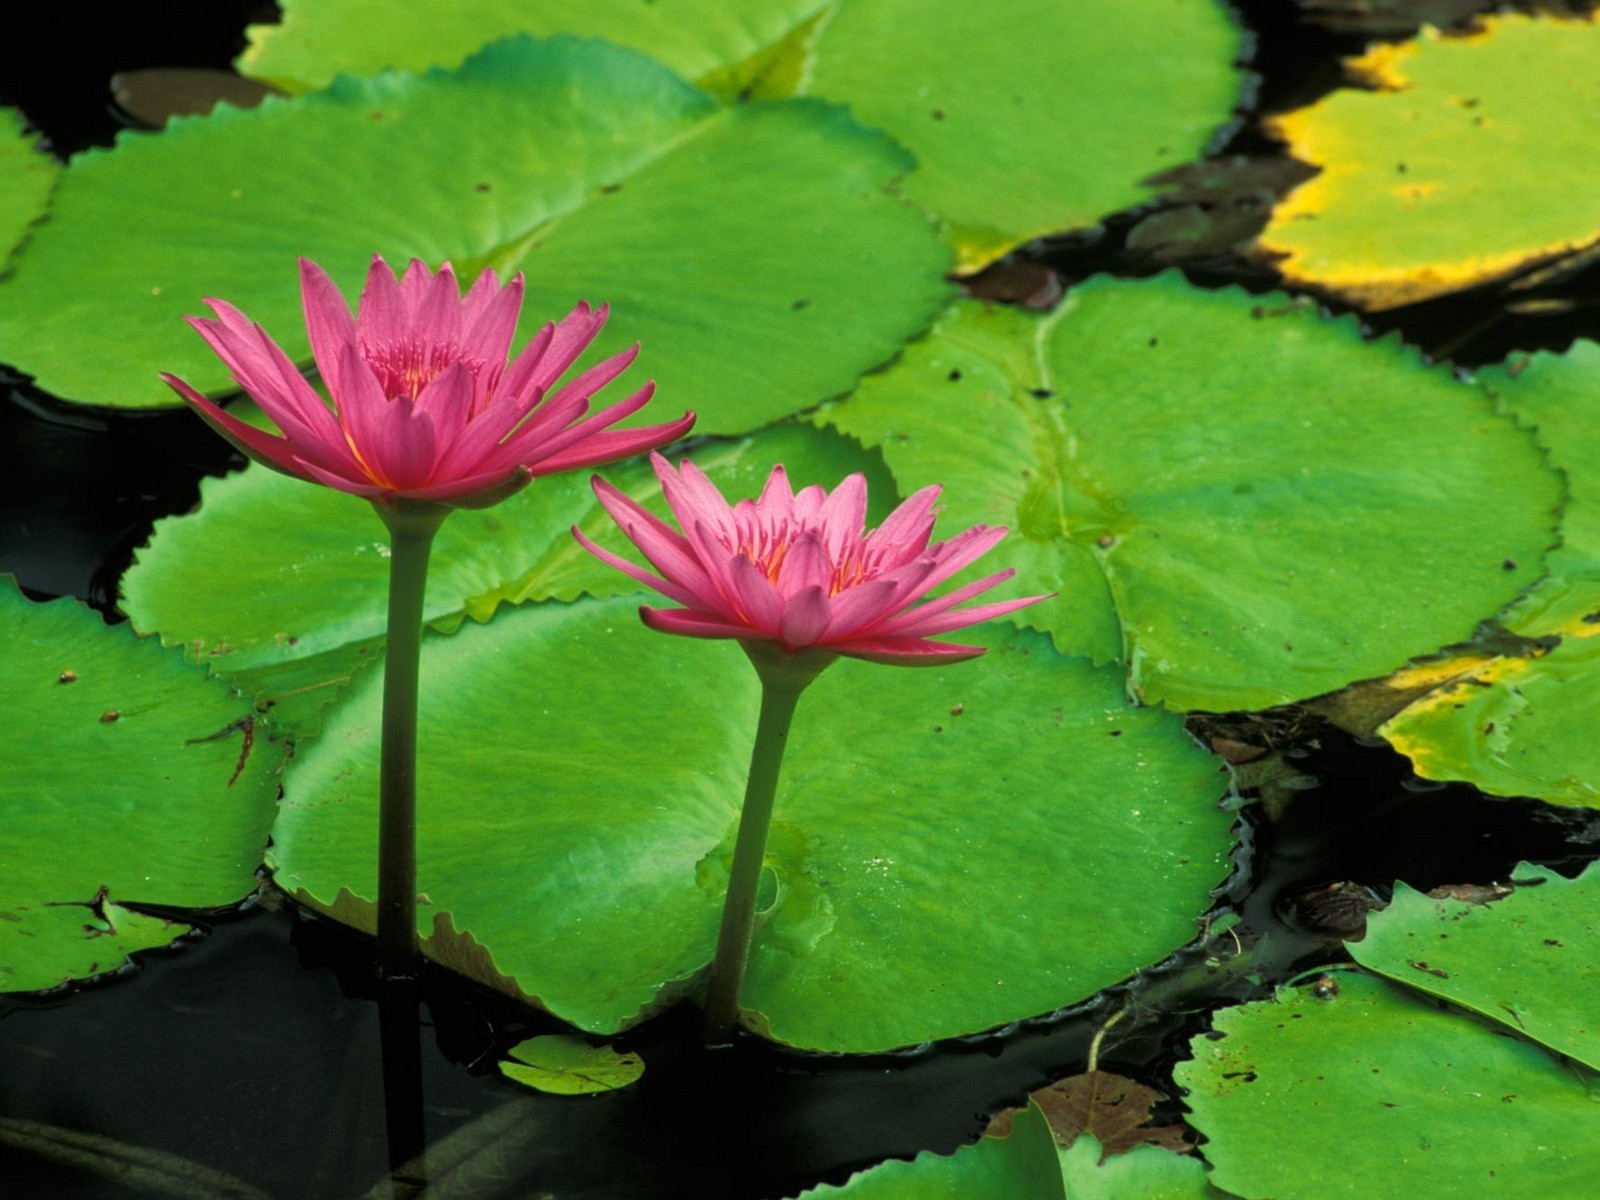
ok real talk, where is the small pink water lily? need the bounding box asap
[576,454,1046,664]
[162,255,694,508]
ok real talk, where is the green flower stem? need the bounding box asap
[374,501,451,980]
[703,644,835,1044]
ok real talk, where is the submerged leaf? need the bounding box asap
[1032,1071,1191,1157]
[500,1035,645,1095]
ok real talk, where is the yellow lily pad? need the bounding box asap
[1255,13,1600,310]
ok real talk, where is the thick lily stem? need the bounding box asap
[374,502,450,981]
[703,645,835,1045]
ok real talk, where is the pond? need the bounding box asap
[3,2,1599,1198]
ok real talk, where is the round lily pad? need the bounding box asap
[1255,13,1600,309]
[269,596,1231,1052]
[239,0,1245,271]
[0,35,951,427]
[241,0,833,95]
[0,107,56,270]
[1351,864,1600,1069]
[121,423,893,680]
[0,583,281,992]
[499,1034,644,1095]
[1177,971,1600,1199]
[821,277,1560,711]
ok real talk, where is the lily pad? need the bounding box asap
[121,423,892,678]
[0,583,281,992]
[1255,13,1600,309]
[241,0,833,95]
[820,277,1559,711]
[499,1034,645,1095]
[1377,343,1600,804]
[1177,971,1600,1199]
[0,107,56,270]
[240,0,1245,271]
[799,0,1245,269]
[1056,1135,1221,1200]
[0,35,951,427]
[795,1102,1064,1199]
[1351,864,1600,1069]
[269,597,1230,1053]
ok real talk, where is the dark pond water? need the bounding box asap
[4,2,1600,1197]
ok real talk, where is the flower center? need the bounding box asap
[739,524,871,596]
[362,337,488,403]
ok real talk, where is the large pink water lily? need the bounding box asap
[161,256,694,508]
[576,454,1046,664]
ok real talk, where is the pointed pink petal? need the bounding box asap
[817,474,868,554]
[913,525,1011,594]
[832,636,988,665]
[330,341,402,486]
[589,476,719,599]
[499,302,606,400]
[398,258,438,322]
[409,359,476,469]
[875,592,1046,639]
[872,569,1019,630]
[640,606,757,641]
[163,373,314,481]
[414,261,461,345]
[460,266,506,328]
[570,526,703,608]
[755,464,794,523]
[792,483,827,525]
[356,256,404,345]
[299,258,358,400]
[870,484,942,557]
[660,456,739,548]
[779,585,832,647]
[463,273,523,387]
[428,387,589,481]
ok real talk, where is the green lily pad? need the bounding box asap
[270,597,1230,1052]
[1178,971,1600,1199]
[1255,13,1600,310]
[820,277,1559,711]
[239,0,1245,270]
[1350,865,1600,1069]
[0,584,281,992]
[499,1034,645,1095]
[1377,343,1600,804]
[0,36,950,426]
[799,0,1244,268]
[795,1102,1064,1199]
[1056,1135,1221,1200]
[241,0,833,95]
[0,107,56,270]
[121,423,892,679]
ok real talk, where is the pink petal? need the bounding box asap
[818,578,901,639]
[914,525,1011,594]
[500,302,607,399]
[330,341,402,487]
[660,456,739,549]
[869,484,942,558]
[299,258,358,401]
[875,592,1045,640]
[589,476,722,602]
[570,526,704,608]
[832,636,988,666]
[640,606,759,641]
[409,359,477,471]
[817,473,868,555]
[413,260,462,345]
[774,531,831,596]
[355,256,404,345]
[162,373,316,482]
[728,554,784,634]
[755,464,794,523]
[779,585,832,646]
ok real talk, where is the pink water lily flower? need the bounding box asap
[575,454,1046,664]
[161,256,695,508]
